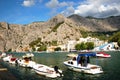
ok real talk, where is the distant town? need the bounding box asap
[15,36,119,52]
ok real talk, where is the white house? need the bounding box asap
[66,37,107,52]
[67,40,77,52]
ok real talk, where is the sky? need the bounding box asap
[0,0,120,24]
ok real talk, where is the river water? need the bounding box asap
[0,51,120,80]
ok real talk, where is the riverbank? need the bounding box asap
[0,63,17,80]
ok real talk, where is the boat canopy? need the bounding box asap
[78,52,96,57]
[76,52,96,66]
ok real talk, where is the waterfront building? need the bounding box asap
[47,46,57,52]
[67,37,107,52]
[67,40,77,52]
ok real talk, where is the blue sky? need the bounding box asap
[0,0,120,24]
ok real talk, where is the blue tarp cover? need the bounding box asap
[77,52,96,65]
[78,52,96,57]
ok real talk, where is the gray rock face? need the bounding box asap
[0,14,120,51]
[68,14,119,32]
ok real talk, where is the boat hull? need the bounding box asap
[17,59,36,68]
[64,61,103,74]
[35,70,61,78]
[96,52,111,58]
[33,64,63,78]
[96,54,111,58]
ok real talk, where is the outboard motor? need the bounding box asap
[15,59,18,64]
[54,66,63,77]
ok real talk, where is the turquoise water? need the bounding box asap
[1,51,120,80]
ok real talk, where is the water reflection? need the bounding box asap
[1,51,120,80]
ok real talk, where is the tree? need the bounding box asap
[8,49,12,52]
[86,42,94,50]
[75,42,87,50]
[32,47,36,51]
[118,39,120,47]
[49,40,57,46]
[75,42,94,50]
[75,43,81,50]
[54,47,61,51]
[109,32,120,42]
[29,38,42,47]
[80,42,87,50]
[108,31,120,47]
[37,45,47,51]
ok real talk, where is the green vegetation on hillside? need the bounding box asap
[54,47,61,51]
[29,38,58,51]
[80,30,119,40]
[51,21,64,32]
[50,40,57,46]
[29,30,120,52]
[108,31,120,46]
[75,42,94,50]
[29,38,47,51]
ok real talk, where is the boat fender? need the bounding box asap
[68,61,70,64]
[70,61,73,65]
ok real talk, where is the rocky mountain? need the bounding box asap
[68,14,119,32]
[0,14,120,51]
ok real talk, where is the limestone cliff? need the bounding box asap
[0,14,120,51]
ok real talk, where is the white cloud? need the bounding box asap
[74,0,120,18]
[61,6,75,16]
[59,2,68,7]
[46,0,59,8]
[22,0,35,7]
[46,0,69,8]
[46,0,71,17]
[46,0,75,17]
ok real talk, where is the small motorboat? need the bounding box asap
[17,54,36,68]
[67,53,77,58]
[0,52,6,58]
[64,52,103,74]
[96,52,111,58]
[3,54,18,64]
[17,59,36,68]
[33,64,63,78]
[3,54,12,62]
[9,57,18,64]
[23,53,34,58]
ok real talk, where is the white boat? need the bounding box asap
[96,52,111,58]
[9,57,18,64]
[3,54,12,62]
[0,52,6,58]
[17,54,35,68]
[33,64,63,78]
[17,59,36,68]
[3,54,18,64]
[67,53,77,58]
[22,53,34,58]
[64,52,103,74]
